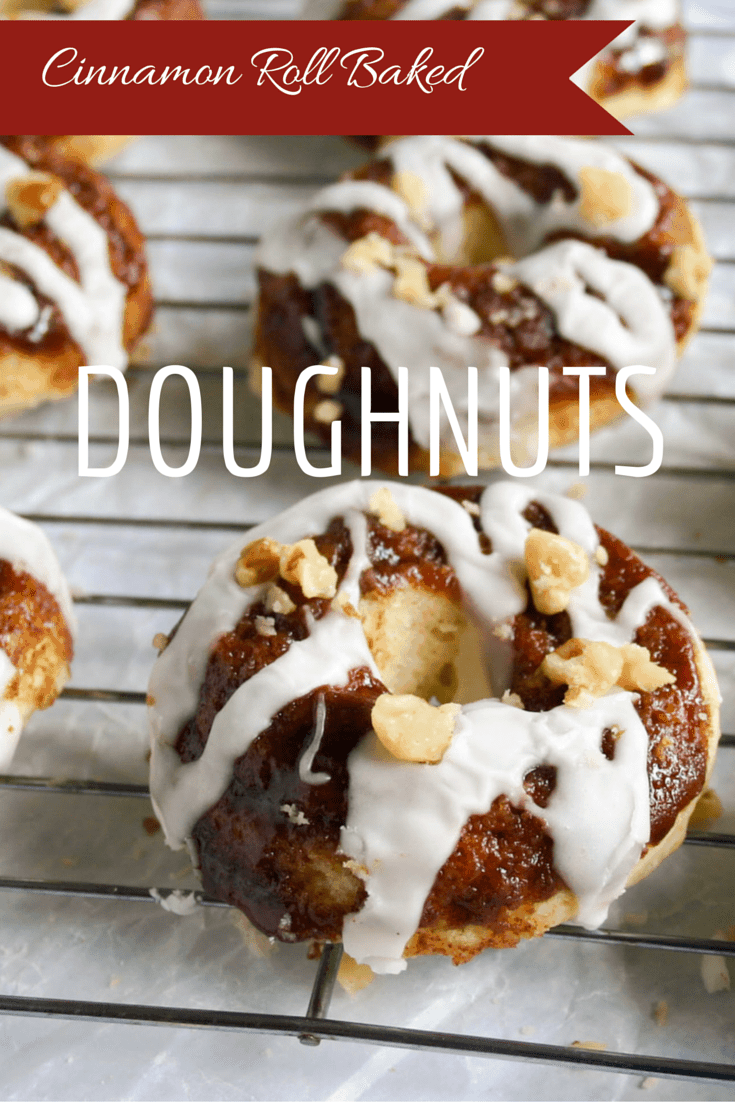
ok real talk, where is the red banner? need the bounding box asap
[2,19,632,136]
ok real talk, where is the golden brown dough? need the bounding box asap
[0,135,152,417]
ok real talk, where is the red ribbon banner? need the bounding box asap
[3,20,633,136]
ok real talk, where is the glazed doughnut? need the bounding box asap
[148,481,720,972]
[1,0,203,21]
[0,135,153,417]
[302,0,687,121]
[0,506,74,770]
[253,135,710,476]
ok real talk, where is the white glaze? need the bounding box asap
[0,505,75,770]
[0,144,127,368]
[342,691,649,971]
[257,136,676,458]
[149,481,700,972]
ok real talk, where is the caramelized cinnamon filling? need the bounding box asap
[0,135,151,352]
[0,559,73,704]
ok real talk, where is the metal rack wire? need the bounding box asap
[0,635,735,1086]
[1,4,734,1095]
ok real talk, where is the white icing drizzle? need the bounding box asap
[298,692,331,785]
[342,692,648,972]
[0,145,127,368]
[149,481,703,972]
[0,506,75,771]
[257,136,676,457]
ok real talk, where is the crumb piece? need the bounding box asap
[235,537,283,588]
[372,693,460,763]
[392,257,436,309]
[501,690,525,710]
[279,539,337,599]
[143,816,161,836]
[665,244,711,301]
[316,355,345,394]
[61,856,79,868]
[491,269,518,294]
[255,615,277,637]
[519,1025,535,1036]
[342,232,394,273]
[313,398,343,425]
[570,1040,607,1051]
[337,951,375,995]
[617,643,675,693]
[6,172,64,228]
[542,638,623,708]
[461,499,481,517]
[624,911,649,926]
[689,787,723,829]
[493,620,514,641]
[566,481,587,501]
[369,487,406,533]
[332,591,360,619]
[432,285,481,334]
[280,803,310,826]
[701,953,730,994]
[152,632,169,654]
[652,999,668,1026]
[265,586,296,615]
[109,975,121,989]
[578,166,633,226]
[231,910,276,958]
[525,528,590,615]
[654,735,673,764]
[595,545,609,566]
[343,857,369,881]
[640,1078,659,1090]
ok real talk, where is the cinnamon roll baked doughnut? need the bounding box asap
[253,135,710,476]
[0,135,152,417]
[0,507,74,770]
[303,0,687,121]
[148,481,720,972]
[1,0,203,21]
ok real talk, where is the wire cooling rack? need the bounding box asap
[0,4,735,1099]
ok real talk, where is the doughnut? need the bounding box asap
[0,506,74,771]
[1,0,203,21]
[0,135,153,417]
[148,481,720,973]
[253,135,710,476]
[302,0,687,121]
